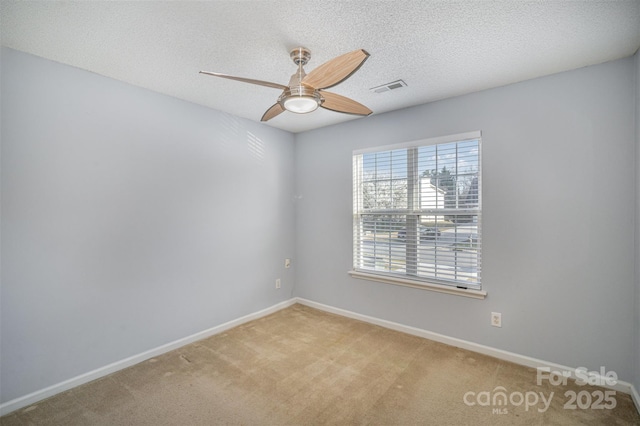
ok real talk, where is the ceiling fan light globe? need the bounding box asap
[283,96,319,114]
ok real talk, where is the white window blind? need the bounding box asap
[353,132,482,290]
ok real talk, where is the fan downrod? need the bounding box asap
[290,47,311,66]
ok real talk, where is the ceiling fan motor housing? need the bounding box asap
[279,85,323,113]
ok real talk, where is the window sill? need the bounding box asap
[348,270,487,300]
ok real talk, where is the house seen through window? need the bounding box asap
[352,132,482,290]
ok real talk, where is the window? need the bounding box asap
[352,132,482,295]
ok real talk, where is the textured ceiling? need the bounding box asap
[2,1,640,133]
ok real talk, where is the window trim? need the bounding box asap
[353,131,482,155]
[348,270,487,299]
[351,131,485,299]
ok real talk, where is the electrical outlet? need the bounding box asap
[275,279,281,289]
[491,312,502,328]
[285,258,291,268]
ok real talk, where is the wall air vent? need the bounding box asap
[369,79,407,94]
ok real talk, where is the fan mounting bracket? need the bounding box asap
[290,47,311,66]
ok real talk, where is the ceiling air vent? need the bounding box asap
[369,79,407,94]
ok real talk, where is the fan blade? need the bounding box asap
[302,49,370,90]
[320,91,372,116]
[199,71,288,90]
[261,103,285,122]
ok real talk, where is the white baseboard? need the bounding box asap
[295,297,636,398]
[3,296,638,417]
[0,298,297,416]
[632,384,640,415]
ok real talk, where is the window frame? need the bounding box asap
[351,131,486,299]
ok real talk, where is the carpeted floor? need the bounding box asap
[2,303,639,425]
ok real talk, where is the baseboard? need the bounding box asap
[0,298,297,416]
[632,384,640,415]
[295,297,636,398]
[3,296,637,416]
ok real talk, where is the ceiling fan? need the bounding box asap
[200,47,372,122]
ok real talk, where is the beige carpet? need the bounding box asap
[1,304,638,425]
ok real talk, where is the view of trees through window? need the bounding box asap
[353,136,481,288]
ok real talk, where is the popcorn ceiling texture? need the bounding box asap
[1,0,639,133]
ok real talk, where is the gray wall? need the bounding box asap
[0,48,296,403]
[2,45,638,405]
[635,49,640,394]
[294,57,637,382]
